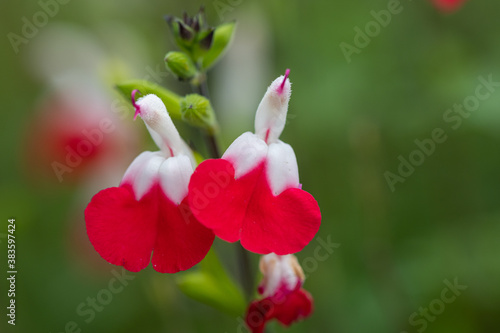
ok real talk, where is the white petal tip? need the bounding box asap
[270,69,292,100]
[135,94,168,124]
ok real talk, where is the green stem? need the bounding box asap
[237,244,254,301]
[192,70,255,301]
[198,74,211,100]
[205,133,220,159]
[195,74,220,159]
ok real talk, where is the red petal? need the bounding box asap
[85,185,158,272]
[245,288,313,333]
[188,159,321,254]
[188,159,251,242]
[240,186,321,255]
[273,288,313,326]
[152,197,215,273]
[246,301,268,333]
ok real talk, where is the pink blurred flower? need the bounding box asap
[24,87,136,183]
[432,0,467,12]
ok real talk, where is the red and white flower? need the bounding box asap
[85,92,214,273]
[246,254,313,333]
[188,70,321,255]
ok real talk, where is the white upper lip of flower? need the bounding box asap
[220,70,300,196]
[134,93,194,161]
[254,70,292,145]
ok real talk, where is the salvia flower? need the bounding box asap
[188,69,321,255]
[246,254,313,333]
[85,91,214,273]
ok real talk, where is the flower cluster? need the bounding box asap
[85,70,320,330]
[86,70,321,268]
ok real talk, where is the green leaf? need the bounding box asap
[201,22,236,70]
[176,249,246,317]
[115,80,182,119]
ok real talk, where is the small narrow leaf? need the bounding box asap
[116,80,182,119]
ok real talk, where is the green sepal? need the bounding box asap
[201,22,236,70]
[180,94,218,133]
[167,18,196,54]
[190,28,215,63]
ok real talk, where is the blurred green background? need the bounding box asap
[1,0,500,332]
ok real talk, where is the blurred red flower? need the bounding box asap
[432,0,467,12]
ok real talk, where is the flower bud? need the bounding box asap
[164,51,198,81]
[165,8,235,69]
[180,94,217,133]
[245,254,313,333]
[164,17,195,53]
[258,254,305,297]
